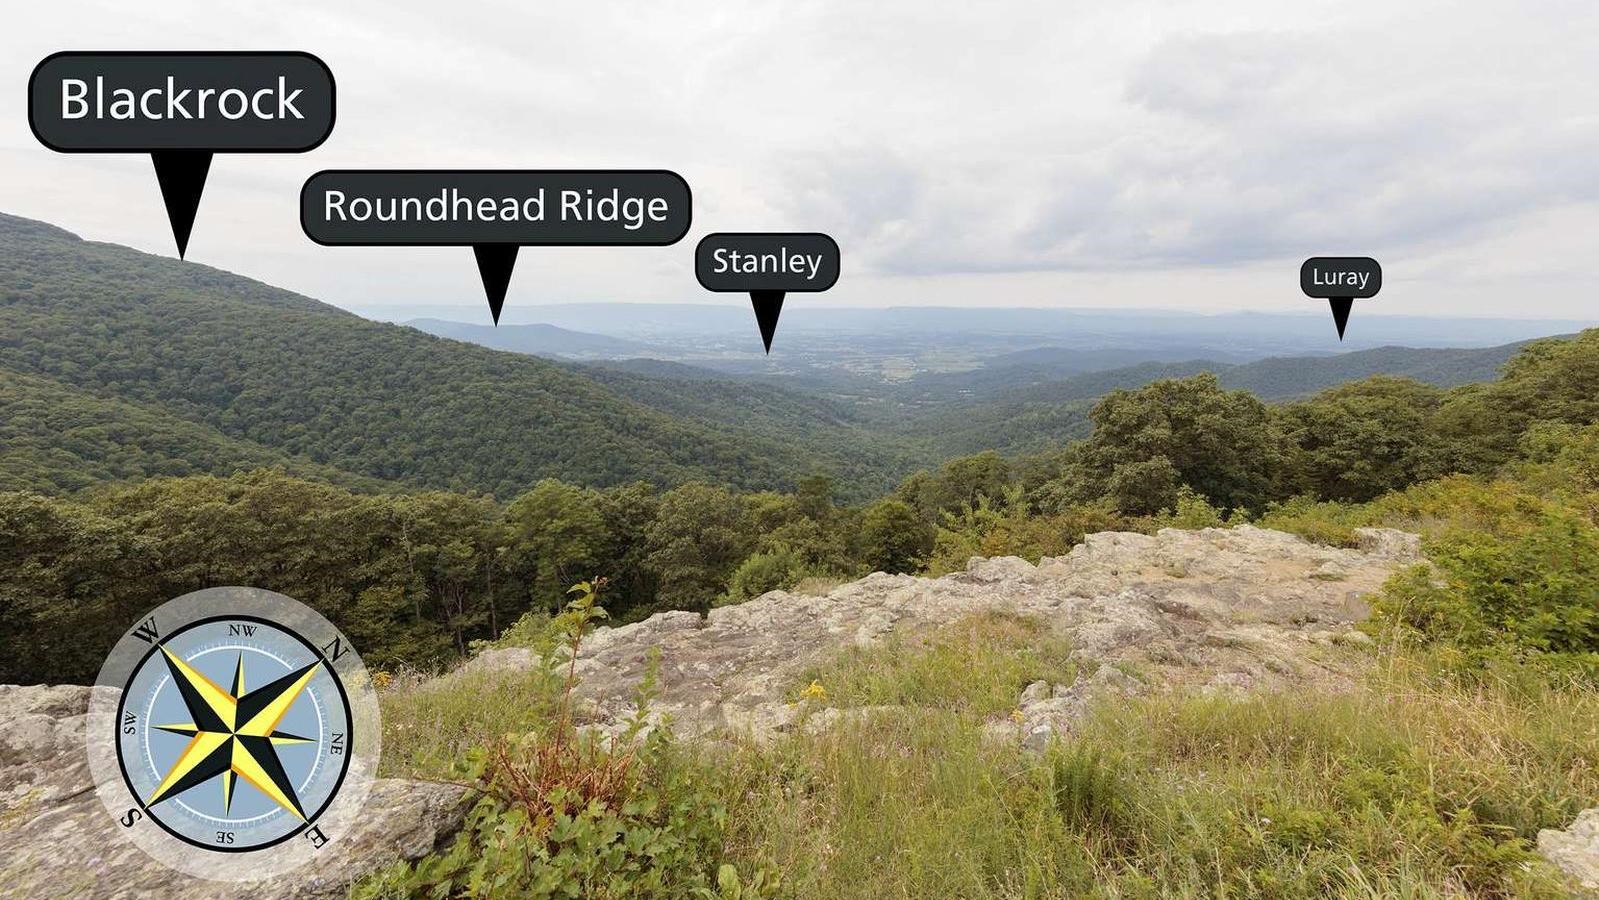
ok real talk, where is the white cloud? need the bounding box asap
[3,0,1597,318]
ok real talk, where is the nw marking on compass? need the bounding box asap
[146,645,320,820]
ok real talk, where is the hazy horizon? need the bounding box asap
[8,208,1590,359]
[373,302,1593,325]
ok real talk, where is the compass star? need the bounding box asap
[146,646,319,820]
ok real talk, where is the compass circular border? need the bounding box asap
[112,614,355,852]
[86,587,382,882]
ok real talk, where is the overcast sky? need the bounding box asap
[5,0,1597,320]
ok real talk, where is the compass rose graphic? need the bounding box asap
[87,588,381,880]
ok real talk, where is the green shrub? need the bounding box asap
[721,547,808,606]
[1373,512,1599,671]
[1366,475,1552,539]
[1256,495,1375,547]
[358,729,776,899]
[924,486,1131,575]
[857,497,934,574]
[1154,485,1228,530]
[471,607,555,654]
[1510,421,1599,497]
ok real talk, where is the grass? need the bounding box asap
[719,620,1599,898]
[376,612,1599,897]
[378,663,562,778]
[788,611,1078,716]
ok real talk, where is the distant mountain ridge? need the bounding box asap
[903,340,1531,455]
[1006,341,1534,406]
[390,303,1591,351]
[404,318,656,359]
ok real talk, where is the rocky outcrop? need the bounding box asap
[0,524,1434,896]
[0,684,469,899]
[468,525,1422,744]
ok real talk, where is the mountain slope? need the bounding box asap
[0,367,390,494]
[572,363,936,490]
[0,213,913,498]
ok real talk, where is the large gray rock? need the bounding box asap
[0,684,470,899]
[1540,808,1599,892]
[469,524,1421,742]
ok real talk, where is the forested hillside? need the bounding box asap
[0,367,390,493]
[0,213,918,498]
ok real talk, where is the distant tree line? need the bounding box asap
[0,469,938,683]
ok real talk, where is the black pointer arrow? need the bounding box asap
[473,244,519,326]
[1328,297,1353,340]
[151,151,213,260]
[751,290,785,354]
[234,660,321,727]
[1300,258,1380,341]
